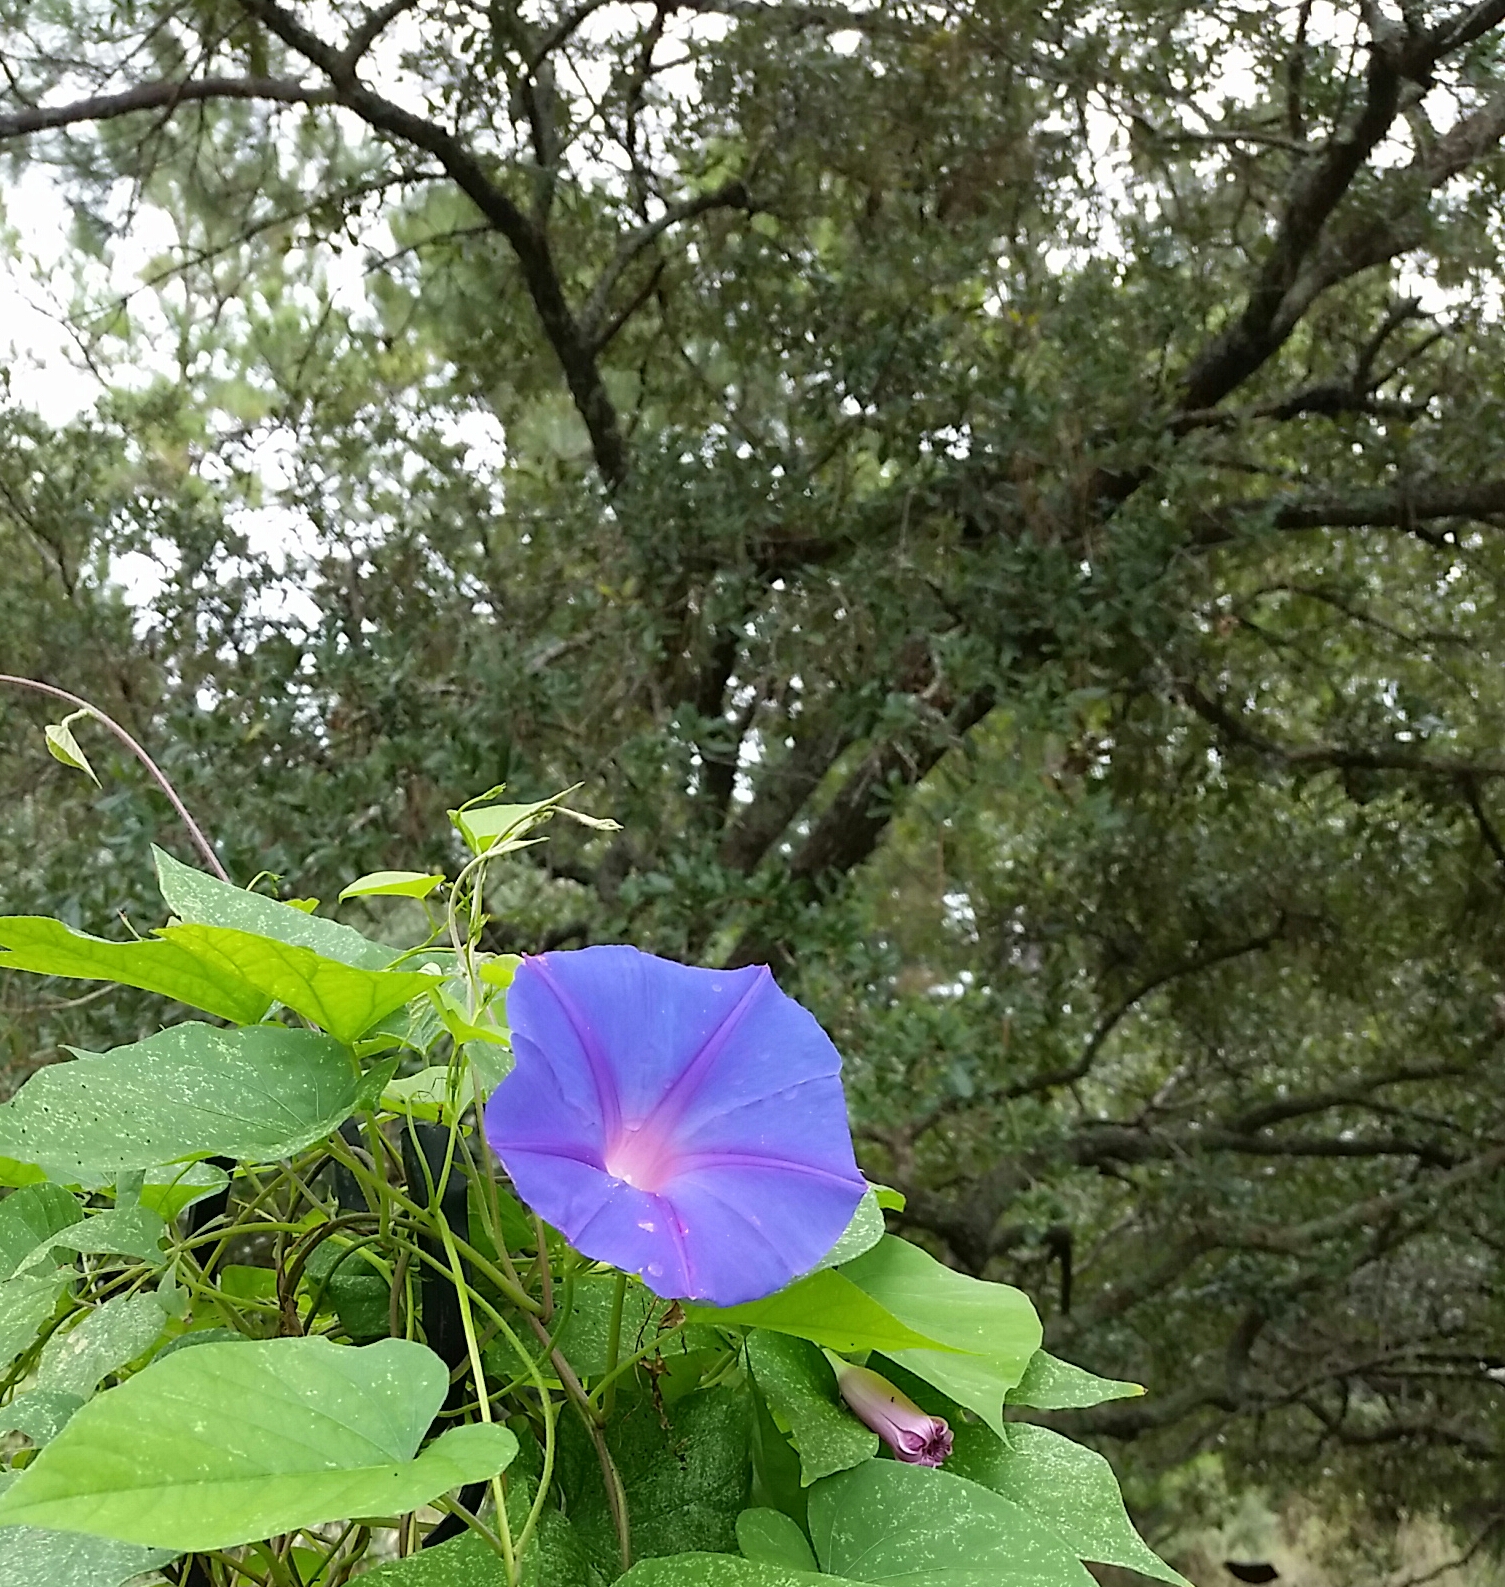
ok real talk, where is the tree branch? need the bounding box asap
[0,77,334,139]
[581,179,752,350]
[232,0,631,489]
[1002,926,1285,1101]
[1179,2,1505,412]
[1179,17,1416,410]
[1231,1064,1471,1132]
[341,0,423,69]
[1182,682,1505,780]
[718,713,858,874]
[1189,476,1505,548]
[725,680,995,969]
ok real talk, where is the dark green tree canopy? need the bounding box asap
[6,0,1505,1551]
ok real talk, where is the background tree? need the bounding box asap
[6,0,1505,1563]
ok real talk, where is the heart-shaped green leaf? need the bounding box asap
[13,1206,166,1275]
[0,1185,83,1279]
[160,924,437,1044]
[0,1272,74,1379]
[0,917,271,1025]
[0,1517,174,1587]
[154,846,394,969]
[690,1268,949,1355]
[34,1293,167,1399]
[812,1187,885,1272]
[1006,1349,1143,1410]
[841,1236,1041,1435]
[737,1508,821,1570]
[809,1459,1096,1587]
[0,1336,518,1550]
[339,870,446,900]
[747,1331,876,1485]
[947,1422,1189,1585]
[42,720,99,786]
[0,1023,366,1177]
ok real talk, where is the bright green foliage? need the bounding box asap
[361,1532,509,1583]
[0,1514,174,1587]
[0,1024,364,1176]
[948,1423,1189,1586]
[808,1462,1097,1587]
[0,1273,73,1379]
[154,848,398,970]
[746,1332,878,1485]
[5,0,1505,1542]
[1007,1352,1143,1412]
[0,1337,519,1548]
[812,1190,886,1273]
[41,721,99,788]
[138,1160,229,1223]
[340,869,447,900]
[560,1389,754,1577]
[450,797,568,856]
[0,918,272,1024]
[689,1270,948,1355]
[737,1508,821,1571]
[841,1237,1040,1435]
[158,922,436,1042]
[0,1389,83,1447]
[0,798,1178,1587]
[0,1185,83,1276]
[620,1562,850,1587]
[31,1294,167,1399]
[11,1206,166,1273]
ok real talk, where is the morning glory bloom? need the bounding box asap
[482,945,866,1306]
[834,1362,954,1467]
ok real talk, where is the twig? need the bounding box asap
[0,675,229,881]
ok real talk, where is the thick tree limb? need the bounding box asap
[1180,20,1415,410]
[341,0,424,69]
[1232,1064,1472,1133]
[1189,476,1505,547]
[1065,1125,1460,1172]
[0,77,334,139]
[1175,382,1429,431]
[1279,86,1505,317]
[718,713,858,874]
[1006,926,1287,1101]
[1183,683,1505,780]
[1180,1,1505,412]
[725,681,995,969]
[233,0,631,488]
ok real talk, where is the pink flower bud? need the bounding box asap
[834,1362,953,1467]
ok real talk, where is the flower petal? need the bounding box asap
[485,1032,606,1160]
[500,1150,694,1295]
[513,947,767,1129]
[660,1158,866,1305]
[485,945,867,1305]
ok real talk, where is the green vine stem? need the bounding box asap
[0,674,230,882]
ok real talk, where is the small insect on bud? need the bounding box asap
[833,1361,953,1467]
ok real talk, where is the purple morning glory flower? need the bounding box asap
[835,1362,953,1466]
[482,946,866,1307]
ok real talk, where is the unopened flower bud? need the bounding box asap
[833,1361,953,1467]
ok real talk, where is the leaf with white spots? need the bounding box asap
[0,1023,367,1178]
[947,1423,1190,1587]
[154,846,396,969]
[808,1459,1097,1587]
[0,1337,518,1550]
